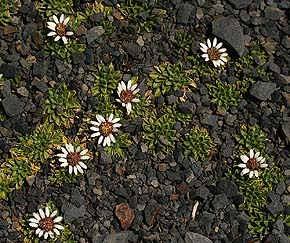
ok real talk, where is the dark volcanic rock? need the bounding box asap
[63,204,86,223]
[86,26,105,44]
[227,0,252,9]
[144,201,161,226]
[282,122,290,144]
[211,193,229,210]
[92,232,129,243]
[0,64,20,78]
[123,42,142,60]
[264,6,284,20]
[177,2,195,24]
[33,61,48,78]
[2,95,24,116]
[185,232,213,243]
[212,16,245,56]
[249,81,276,101]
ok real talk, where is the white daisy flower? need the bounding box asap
[56,143,89,175]
[0,74,2,79]
[90,114,122,147]
[116,80,140,115]
[47,14,73,44]
[238,149,268,178]
[199,37,228,67]
[28,207,64,239]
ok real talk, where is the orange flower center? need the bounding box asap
[246,158,260,170]
[39,217,54,231]
[207,48,221,60]
[56,23,66,36]
[67,152,81,166]
[100,121,113,137]
[120,90,135,103]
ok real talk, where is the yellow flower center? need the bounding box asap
[100,121,113,137]
[120,90,135,103]
[67,152,81,166]
[39,217,54,231]
[246,158,260,170]
[56,23,66,36]
[207,48,221,60]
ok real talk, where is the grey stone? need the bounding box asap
[185,232,213,243]
[281,195,290,205]
[282,122,290,144]
[178,101,196,114]
[266,193,284,214]
[72,52,86,65]
[0,63,20,78]
[32,78,48,92]
[282,35,290,49]
[211,193,229,210]
[279,74,290,84]
[25,175,35,186]
[227,0,252,9]
[99,151,112,164]
[2,95,24,116]
[201,114,219,127]
[64,204,86,223]
[17,86,29,97]
[86,26,105,44]
[267,200,284,214]
[264,6,284,20]
[123,42,142,60]
[212,16,245,56]
[269,62,281,74]
[144,201,160,226]
[33,61,48,78]
[1,80,11,98]
[263,21,279,40]
[92,232,129,243]
[176,2,195,24]
[249,81,276,101]
[71,188,85,207]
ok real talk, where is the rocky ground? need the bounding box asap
[0,0,290,243]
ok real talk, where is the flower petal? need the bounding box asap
[207,38,211,48]
[212,37,217,47]
[80,149,88,155]
[29,222,38,228]
[39,208,45,219]
[98,135,103,144]
[250,150,254,159]
[108,113,114,122]
[215,42,223,49]
[249,170,254,178]
[53,216,63,223]
[53,15,59,24]
[60,14,64,23]
[260,163,268,168]
[79,161,87,169]
[241,168,250,175]
[55,224,64,230]
[238,163,247,168]
[63,16,70,25]
[32,212,41,221]
[96,115,105,123]
[45,207,50,217]
[91,132,101,138]
[62,36,68,44]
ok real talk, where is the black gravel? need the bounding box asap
[1,0,290,243]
